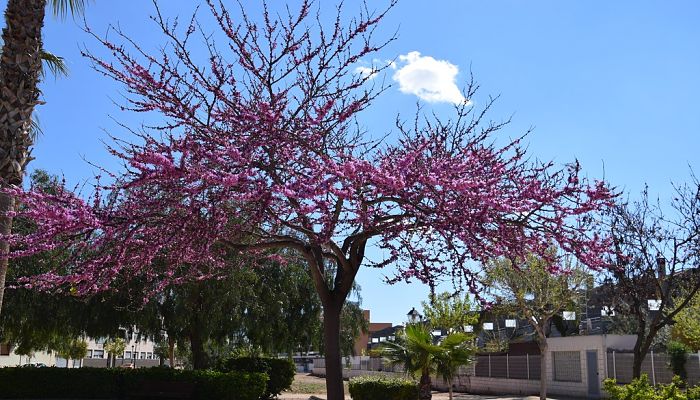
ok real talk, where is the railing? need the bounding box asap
[474,354,541,380]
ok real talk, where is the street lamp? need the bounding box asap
[131,345,136,367]
[406,307,421,324]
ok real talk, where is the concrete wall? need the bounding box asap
[314,335,639,399]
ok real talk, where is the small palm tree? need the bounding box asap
[381,324,437,400]
[433,333,473,400]
[380,325,474,400]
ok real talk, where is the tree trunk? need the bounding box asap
[189,330,206,370]
[448,379,453,400]
[419,371,432,400]
[0,0,46,318]
[322,301,344,400]
[539,340,548,400]
[168,336,175,368]
[631,320,656,379]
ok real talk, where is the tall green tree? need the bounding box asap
[0,0,89,317]
[485,252,588,400]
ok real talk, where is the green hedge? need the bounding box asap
[348,376,418,400]
[604,375,700,400]
[219,357,295,399]
[0,367,267,400]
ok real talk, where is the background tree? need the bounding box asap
[55,338,88,368]
[1,171,130,357]
[104,337,126,368]
[422,292,480,333]
[672,293,700,351]
[0,0,90,317]
[485,252,588,400]
[604,181,700,378]
[5,2,614,399]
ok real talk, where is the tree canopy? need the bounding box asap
[2,2,615,398]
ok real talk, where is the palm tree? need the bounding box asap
[0,0,88,317]
[380,324,474,400]
[433,333,473,400]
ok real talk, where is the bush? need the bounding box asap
[348,376,418,400]
[219,357,295,399]
[604,375,696,400]
[668,341,690,380]
[0,367,267,400]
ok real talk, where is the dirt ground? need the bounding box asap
[279,373,569,400]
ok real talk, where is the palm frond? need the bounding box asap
[29,115,43,142]
[40,50,69,78]
[50,0,89,19]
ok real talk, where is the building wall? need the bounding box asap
[353,310,371,356]
[316,335,639,399]
[0,346,57,367]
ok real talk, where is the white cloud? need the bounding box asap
[392,51,467,105]
[354,66,378,80]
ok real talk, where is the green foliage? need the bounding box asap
[421,292,478,333]
[103,337,126,358]
[219,357,295,399]
[55,338,88,361]
[0,367,267,400]
[379,323,473,399]
[673,294,700,351]
[604,375,698,400]
[433,332,474,387]
[348,376,418,400]
[668,341,690,380]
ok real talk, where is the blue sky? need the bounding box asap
[11,0,700,325]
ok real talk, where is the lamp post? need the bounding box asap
[406,307,421,324]
[131,345,136,368]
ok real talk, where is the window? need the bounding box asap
[553,351,581,382]
[125,351,132,359]
[93,350,105,359]
[0,343,11,356]
[147,352,153,359]
[87,349,94,359]
[140,352,146,359]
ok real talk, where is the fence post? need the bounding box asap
[488,354,492,377]
[527,354,530,380]
[651,350,656,385]
[612,351,616,380]
[506,353,510,379]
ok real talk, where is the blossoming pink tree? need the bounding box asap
[5,2,615,398]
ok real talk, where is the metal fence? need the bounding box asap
[607,351,700,386]
[474,354,541,380]
[313,357,405,373]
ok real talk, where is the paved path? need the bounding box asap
[281,373,572,400]
[280,394,564,400]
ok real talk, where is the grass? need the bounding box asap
[285,374,350,395]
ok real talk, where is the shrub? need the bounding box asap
[219,357,295,399]
[348,376,418,400]
[604,375,696,400]
[0,367,267,400]
[668,341,690,380]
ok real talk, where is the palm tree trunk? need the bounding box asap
[0,0,46,317]
[419,371,432,400]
